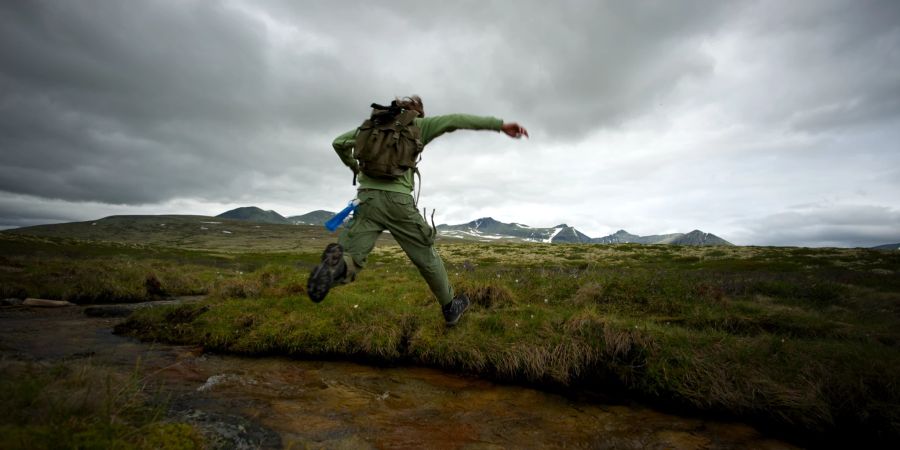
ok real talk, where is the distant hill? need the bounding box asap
[1,214,344,252]
[437,218,732,246]
[216,207,335,226]
[287,210,334,225]
[217,207,289,224]
[590,229,732,246]
[669,230,733,246]
[872,243,900,251]
[590,229,683,244]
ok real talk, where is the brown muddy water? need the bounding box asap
[0,303,797,449]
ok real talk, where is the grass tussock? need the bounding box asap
[0,359,202,450]
[457,280,516,309]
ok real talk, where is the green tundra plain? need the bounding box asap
[2,215,899,447]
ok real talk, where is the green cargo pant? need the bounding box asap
[336,189,453,306]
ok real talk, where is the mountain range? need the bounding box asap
[217,207,734,246]
[436,217,733,245]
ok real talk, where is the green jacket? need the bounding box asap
[332,114,504,193]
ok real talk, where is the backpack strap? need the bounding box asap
[400,111,422,206]
[396,109,419,126]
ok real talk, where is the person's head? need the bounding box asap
[394,95,424,117]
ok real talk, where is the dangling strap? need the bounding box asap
[413,167,422,207]
[430,208,436,236]
[421,207,438,237]
[412,149,424,207]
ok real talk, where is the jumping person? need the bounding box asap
[307,95,528,326]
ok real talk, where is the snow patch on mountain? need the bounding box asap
[544,227,563,243]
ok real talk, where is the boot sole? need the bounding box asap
[308,244,346,303]
[307,263,333,303]
[444,299,469,326]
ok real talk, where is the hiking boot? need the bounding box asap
[307,243,347,303]
[442,294,470,326]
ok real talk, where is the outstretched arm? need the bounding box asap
[417,114,529,144]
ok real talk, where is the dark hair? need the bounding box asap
[395,95,424,117]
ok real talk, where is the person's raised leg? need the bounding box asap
[307,194,383,302]
[380,192,469,325]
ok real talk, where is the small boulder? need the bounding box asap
[23,298,75,307]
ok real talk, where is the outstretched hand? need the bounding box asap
[501,122,529,139]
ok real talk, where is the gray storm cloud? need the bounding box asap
[1,0,899,247]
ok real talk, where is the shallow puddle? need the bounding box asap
[0,305,797,449]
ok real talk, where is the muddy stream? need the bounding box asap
[0,302,797,449]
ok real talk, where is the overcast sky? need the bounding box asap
[2,0,899,247]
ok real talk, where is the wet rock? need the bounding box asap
[1,298,23,306]
[84,305,135,318]
[198,374,237,392]
[23,298,75,307]
[174,409,281,450]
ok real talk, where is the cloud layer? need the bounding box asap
[1,0,899,246]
